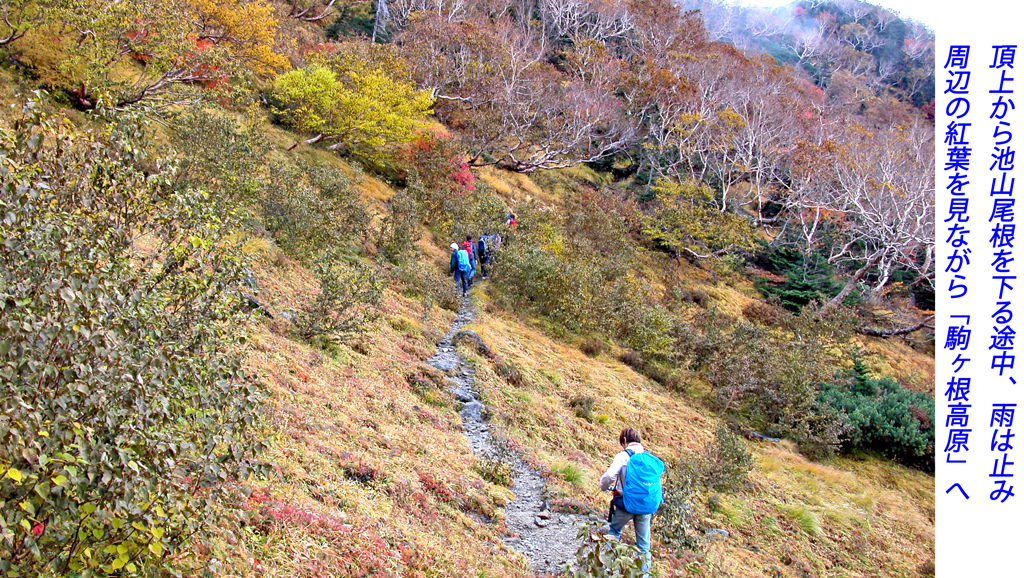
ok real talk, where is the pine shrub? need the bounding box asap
[819,358,935,471]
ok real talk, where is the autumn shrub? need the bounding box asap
[569,396,597,422]
[742,301,787,326]
[294,260,382,344]
[655,463,701,551]
[401,136,476,228]
[688,427,754,494]
[0,108,263,576]
[376,190,419,264]
[619,350,643,370]
[672,287,711,308]
[579,337,607,357]
[260,160,369,262]
[494,359,527,387]
[395,259,460,312]
[341,463,390,487]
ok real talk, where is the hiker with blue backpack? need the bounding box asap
[449,242,472,296]
[599,427,665,576]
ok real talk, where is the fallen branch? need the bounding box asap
[858,315,934,338]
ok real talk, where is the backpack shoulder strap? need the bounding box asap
[625,448,636,457]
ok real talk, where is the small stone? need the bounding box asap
[535,517,549,527]
[705,528,729,540]
[537,511,551,520]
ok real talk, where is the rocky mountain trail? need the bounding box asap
[426,296,593,576]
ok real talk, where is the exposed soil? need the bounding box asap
[426,296,590,576]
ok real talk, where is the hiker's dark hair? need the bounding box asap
[619,427,642,446]
[466,235,473,242]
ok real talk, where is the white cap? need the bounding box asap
[450,243,458,250]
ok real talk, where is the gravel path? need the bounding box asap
[426,296,589,576]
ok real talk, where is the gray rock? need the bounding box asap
[705,528,729,540]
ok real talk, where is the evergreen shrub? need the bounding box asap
[819,357,935,471]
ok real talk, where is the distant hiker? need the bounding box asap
[600,427,665,576]
[461,236,477,284]
[506,213,517,231]
[492,232,502,252]
[450,242,470,296]
[477,235,491,279]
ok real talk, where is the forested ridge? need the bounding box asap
[1,0,935,576]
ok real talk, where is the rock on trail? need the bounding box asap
[426,296,589,576]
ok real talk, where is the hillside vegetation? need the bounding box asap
[1,0,934,577]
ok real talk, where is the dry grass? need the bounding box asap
[466,304,933,578]
[213,165,934,578]
[857,335,935,392]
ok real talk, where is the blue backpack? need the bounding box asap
[622,449,665,515]
[456,248,472,272]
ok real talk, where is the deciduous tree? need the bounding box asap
[273,45,433,164]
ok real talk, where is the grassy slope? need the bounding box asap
[220,152,934,577]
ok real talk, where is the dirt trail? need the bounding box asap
[426,296,589,576]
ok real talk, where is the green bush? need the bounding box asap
[170,107,271,204]
[474,436,517,487]
[566,523,647,578]
[691,427,754,494]
[819,357,935,471]
[376,190,419,264]
[752,244,856,312]
[394,259,460,312]
[261,160,369,263]
[653,463,700,551]
[0,107,263,575]
[695,310,851,460]
[551,463,584,486]
[294,260,382,343]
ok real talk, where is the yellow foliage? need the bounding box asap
[190,0,289,75]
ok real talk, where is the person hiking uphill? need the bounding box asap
[449,242,471,296]
[599,427,665,576]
